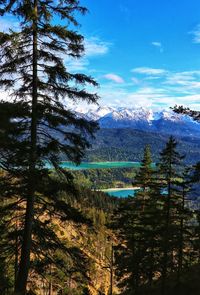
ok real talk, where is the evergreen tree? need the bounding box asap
[174,168,193,283]
[134,145,154,211]
[135,145,153,189]
[189,163,200,266]
[173,105,200,122]
[0,1,99,294]
[157,136,185,294]
[112,139,195,295]
[111,146,163,294]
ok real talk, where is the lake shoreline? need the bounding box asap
[60,161,139,164]
[58,161,142,170]
[99,186,140,192]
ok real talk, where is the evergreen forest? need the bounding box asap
[0,1,200,295]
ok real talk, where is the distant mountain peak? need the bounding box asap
[76,105,200,137]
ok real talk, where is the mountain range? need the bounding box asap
[67,105,200,164]
[75,106,200,138]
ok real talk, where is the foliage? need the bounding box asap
[0,0,99,293]
[112,138,199,295]
[71,167,138,189]
[85,128,200,164]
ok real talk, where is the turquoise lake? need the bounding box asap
[105,189,136,198]
[44,161,146,198]
[46,161,141,170]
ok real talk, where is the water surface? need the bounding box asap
[46,161,141,170]
[105,188,137,198]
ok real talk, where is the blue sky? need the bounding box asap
[74,0,200,110]
[2,0,200,110]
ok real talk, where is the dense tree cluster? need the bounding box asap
[111,138,200,295]
[85,128,200,164]
[1,1,200,295]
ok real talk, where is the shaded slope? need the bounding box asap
[86,128,200,163]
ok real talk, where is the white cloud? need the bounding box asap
[190,24,200,43]
[99,84,200,110]
[131,67,167,75]
[131,77,140,85]
[99,68,200,110]
[137,87,167,94]
[145,76,164,80]
[152,41,162,47]
[104,73,124,83]
[66,58,89,72]
[99,85,168,109]
[151,41,163,52]
[65,37,111,72]
[84,37,110,57]
[163,71,200,94]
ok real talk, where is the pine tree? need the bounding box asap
[134,145,153,210]
[168,166,194,286]
[135,145,153,188]
[111,146,163,294]
[0,1,99,294]
[157,136,185,294]
[173,105,200,276]
[189,163,200,267]
[173,105,200,122]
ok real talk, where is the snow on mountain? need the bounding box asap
[81,106,182,123]
[78,106,154,121]
[87,106,114,121]
[76,105,200,137]
[81,106,196,124]
[73,105,113,120]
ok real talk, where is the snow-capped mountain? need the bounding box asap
[76,106,200,137]
[86,106,114,121]
[74,105,114,121]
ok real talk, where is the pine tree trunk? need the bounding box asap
[15,1,38,293]
[14,218,19,289]
[148,245,154,286]
[109,243,114,295]
[161,174,171,295]
[177,187,185,283]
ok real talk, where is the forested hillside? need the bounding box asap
[1,0,200,295]
[85,128,200,163]
[0,181,120,294]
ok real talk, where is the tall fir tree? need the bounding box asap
[134,145,154,210]
[0,1,99,294]
[111,146,163,294]
[157,136,185,294]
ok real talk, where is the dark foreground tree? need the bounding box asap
[111,146,163,294]
[173,105,200,122]
[112,139,196,295]
[134,145,154,211]
[157,136,185,295]
[0,0,99,294]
